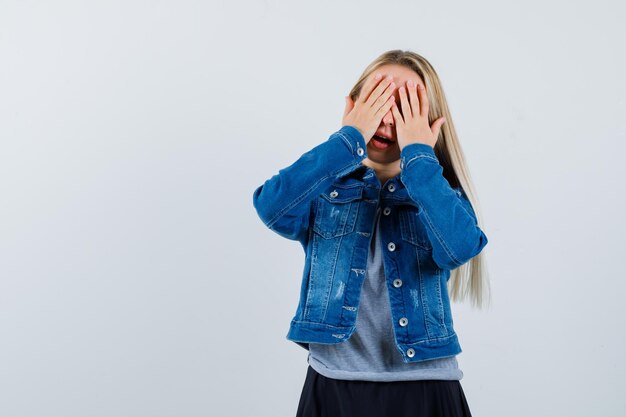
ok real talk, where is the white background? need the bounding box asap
[1,1,625,416]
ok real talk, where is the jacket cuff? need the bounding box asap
[330,125,368,179]
[333,125,368,161]
[399,142,438,169]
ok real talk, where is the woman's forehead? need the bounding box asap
[370,64,423,85]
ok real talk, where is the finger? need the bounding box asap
[365,76,394,108]
[373,80,396,115]
[432,116,446,139]
[408,80,420,118]
[390,100,404,124]
[375,95,395,119]
[343,96,354,118]
[399,85,412,119]
[358,72,383,104]
[417,83,429,118]
[392,97,405,120]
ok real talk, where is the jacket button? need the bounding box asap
[393,278,402,287]
[387,242,396,251]
[329,190,338,198]
[387,183,396,192]
[383,207,391,216]
[399,317,408,326]
[407,348,415,358]
[357,147,364,156]
[400,160,404,169]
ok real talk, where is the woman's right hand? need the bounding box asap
[342,73,396,144]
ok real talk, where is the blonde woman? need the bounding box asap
[253,49,490,417]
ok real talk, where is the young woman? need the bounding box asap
[252,49,490,417]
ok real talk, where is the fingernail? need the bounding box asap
[375,73,382,80]
[408,79,414,86]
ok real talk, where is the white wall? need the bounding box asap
[1,1,624,416]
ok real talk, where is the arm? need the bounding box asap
[399,142,488,270]
[252,125,367,244]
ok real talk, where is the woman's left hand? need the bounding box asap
[390,79,446,151]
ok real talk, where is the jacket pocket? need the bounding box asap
[398,205,432,250]
[313,184,363,239]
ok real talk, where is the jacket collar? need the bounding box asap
[335,163,416,204]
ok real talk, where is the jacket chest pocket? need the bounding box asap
[313,185,363,239]
[398,205,432,250]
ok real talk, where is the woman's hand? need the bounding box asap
[342,73,396,144]
[390,79,446,151]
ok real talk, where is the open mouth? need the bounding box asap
[373,135,393,144]
[371,135,393,149]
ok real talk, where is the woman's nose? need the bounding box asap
[382,108,394,126]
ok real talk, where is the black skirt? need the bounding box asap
[296,365,473,417]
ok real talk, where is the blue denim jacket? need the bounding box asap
[252,125,488,363]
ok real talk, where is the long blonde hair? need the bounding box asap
[348,49,492,310]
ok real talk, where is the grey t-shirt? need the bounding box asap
[307,207,463,382]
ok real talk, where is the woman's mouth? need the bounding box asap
[371,135,393,150]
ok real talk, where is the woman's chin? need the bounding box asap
[367,142,400,161]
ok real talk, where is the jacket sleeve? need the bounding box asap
[252,125,368,244]
[399,142,488,270]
